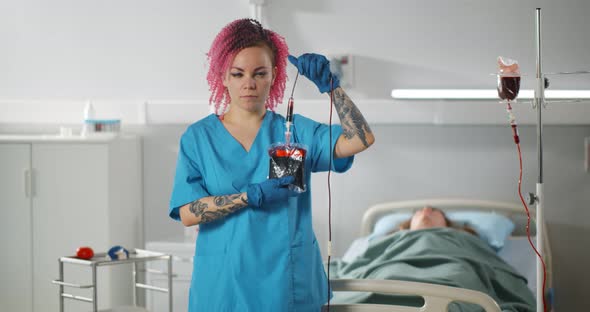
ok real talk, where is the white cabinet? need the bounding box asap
[0,143,34,312]
[145,239,196,312]
[0,135,143,312]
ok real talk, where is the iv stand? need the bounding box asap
[533,8,545,312]
[531,8,588,311]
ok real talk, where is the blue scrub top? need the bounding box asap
[169,111,353,312]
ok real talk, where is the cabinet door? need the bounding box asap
[0,144,33,312]
[32,143,110,312]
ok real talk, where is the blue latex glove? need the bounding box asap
[246,176,299,208]
[288,53,340,93]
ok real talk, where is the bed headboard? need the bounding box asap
[360,198,537,237]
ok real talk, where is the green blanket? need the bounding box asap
[329,228,535,312]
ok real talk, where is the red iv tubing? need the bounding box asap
[506,101,548,312]
[326,79,335,311]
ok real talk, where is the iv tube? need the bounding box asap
[285,72,299,144]
[285,98,294,143]
[506,101,520,144]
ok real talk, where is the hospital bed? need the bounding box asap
[323,198,553,312]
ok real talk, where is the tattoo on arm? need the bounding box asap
[333,88,373,147]
[189,193,248,224]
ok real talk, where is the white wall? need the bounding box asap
[0,0,245,99]
[2,0,590,311]
[3,0,590,100]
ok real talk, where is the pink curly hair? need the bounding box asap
[206,18,289,115]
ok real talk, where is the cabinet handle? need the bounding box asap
[24,169,31,198]
[31,169,36,197]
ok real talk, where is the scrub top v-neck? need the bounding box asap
[169,111,354,312]
[217,113,267,155]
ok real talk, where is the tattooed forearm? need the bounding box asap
[333,88,373,147]
[189,193,248,224]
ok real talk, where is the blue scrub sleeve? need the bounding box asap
[169,131,210,221]
[294,115,354,173]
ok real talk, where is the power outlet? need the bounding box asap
[328,54,354,89]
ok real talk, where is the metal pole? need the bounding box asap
[168,256,174,312]
[59,259,64,312]
[92,264,98,312]
[534,8,545,312]
[133,262,138,307]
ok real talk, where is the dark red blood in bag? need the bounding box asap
[269,145,306,191]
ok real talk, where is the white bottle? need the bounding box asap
[81,100,95,137]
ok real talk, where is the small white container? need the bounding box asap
[81,101,121,137]
[82,119,121,135]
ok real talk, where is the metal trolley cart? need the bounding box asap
[52,249,173,312]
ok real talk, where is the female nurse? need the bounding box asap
[169,18,375,312]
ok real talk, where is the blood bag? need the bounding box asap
[268,143,307,193]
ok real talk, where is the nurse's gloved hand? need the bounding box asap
[288,53,340,93]
[246,176,299,208]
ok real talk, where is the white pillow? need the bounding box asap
[370,213,412,240]
[447,211,515,250]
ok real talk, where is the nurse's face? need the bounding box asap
[223,45,276,113]
[410,206,448,230]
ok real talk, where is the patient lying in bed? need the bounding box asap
[330,206,536,312]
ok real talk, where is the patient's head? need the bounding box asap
[397,206,478,236]
[408,206,449,230]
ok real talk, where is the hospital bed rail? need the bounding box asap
[323,279,501,312]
